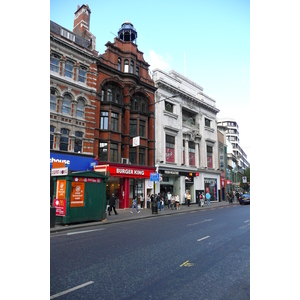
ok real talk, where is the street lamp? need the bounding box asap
[151,94,179,213]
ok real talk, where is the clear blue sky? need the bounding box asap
[50,0,250,161]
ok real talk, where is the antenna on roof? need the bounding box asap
[110,31,117,37]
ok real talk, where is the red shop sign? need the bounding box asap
[53,199,66,216]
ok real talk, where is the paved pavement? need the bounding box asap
[50,200,240,233]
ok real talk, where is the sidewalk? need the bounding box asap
[50,200,239,233]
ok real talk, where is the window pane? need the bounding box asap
[99,143,108,161]
[129,119,137,136]
[50,55,59,72]
[129,148,137,164]
[166,135,175,163]
[77,99,84,118]
[60,136,68,151]
[78,67,86,83]
[100,111,109,129]
[124,60,129,73]
[62,95,71,115]
[111,112,119,131]
[110,143,118,162]
[139,148,145,165]
[139,120,145,137]
[50,90,56,111]
[65,61,74,78]
[118,58,121,71]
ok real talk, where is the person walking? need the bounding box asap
[131,197,140,213]
[140,194,144,209]
[167,191,172,209]
[205,191,211,206]
[200,192,204,207]
[109,193,118,215]
[157,193,161,211]
[187,191,192,207]
[184,192,187,205]
[175,193,180,210]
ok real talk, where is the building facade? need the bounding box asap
[152,69,221,204]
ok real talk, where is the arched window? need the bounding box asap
[124,59,129,73]
[50,89,57,111]
[118,58,121,71]
[60,128,69,151]
[102,83,123,104]
[107,89,113,101]
[131,94,148,113]
[76,99,84,118]
[62,94,72,115]
[130,61,134,73]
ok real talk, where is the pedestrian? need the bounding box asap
[206,191,211,206]
[167,191,172,209]
[131,197,140,213]
[157,193,161,211]
[140,194,144,209]
[235,191,240,203]
[200,192,204,207]
[146,194,151,209]
[175,193,180,210]
[187,191,192,207]
[109,193,118,215]
[161,197,165,210]
[171,194,175,210]
[184,192,187,205]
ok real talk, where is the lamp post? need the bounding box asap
[151,94,179,213]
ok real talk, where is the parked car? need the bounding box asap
[239,193,250,205]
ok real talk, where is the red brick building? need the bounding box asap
[50,5,156,208]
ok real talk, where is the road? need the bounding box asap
[50,204,250,299]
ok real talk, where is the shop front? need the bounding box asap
[94,164,154,209]
[204,178,218,201]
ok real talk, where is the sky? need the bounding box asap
[50,0,250,162]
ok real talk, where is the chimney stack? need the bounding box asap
[73,4,91,37]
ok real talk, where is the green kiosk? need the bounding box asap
[52,170,108,225]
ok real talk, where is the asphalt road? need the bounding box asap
[50,204,250,299]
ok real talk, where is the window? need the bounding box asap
[99,142,108,161]
[166,135,175,163]
[124,59,129,73]
[111,112,119,131]
[50,89,57,111]
[50,126,55,149]
[65,60,74,78]
[76,99,84,118]
[118,58,121,71]
[78,66,87,83]
[62,94,72,115]
[129,148,137,164]
[139,148,145,165]
[182,109,196,126]
[60,128,69,151]
[101,83,123,104]
[139,120,145,137]
[189,141,195,166]
[136,66,139,76]
[110,143,118,162]
[131,94,148,112]
[75,131,83,153]
[130,61,134,73]
[207,145,213,168]
[100,111,109,129]
[50,54,60,73]
[182,140,185,165]
[60,28,75,42]
[165,101,174,113]
[129,119,137,136]
[205,118,211,127]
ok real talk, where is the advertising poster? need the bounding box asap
[56,180,66,199]
[53,199,66,216]
[70,182,85,207]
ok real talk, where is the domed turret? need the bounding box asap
[118,21,137,44]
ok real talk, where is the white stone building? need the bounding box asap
[152,69,221,204]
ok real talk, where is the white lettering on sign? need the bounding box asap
[116,168,144,176]
[50,157,71,165]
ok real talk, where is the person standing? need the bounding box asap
[146,194,151,209]
[131,197,140,213]
[199,193,204,207]
[109,193,118,215]
[140,194,144,209]
[187,191,192,207]
[184,192,187,205]
[157,193,161,211]
[206,191,211,206]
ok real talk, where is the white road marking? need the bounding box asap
[50,281,94,299]
[197,236,210,242]
[200,219,212,223]
[67,228,105,235]
[244,220,250,223]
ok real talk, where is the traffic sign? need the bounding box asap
[150,173,159,182]
[242,176,247,183]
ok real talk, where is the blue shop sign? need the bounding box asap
[50,152,96,171]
